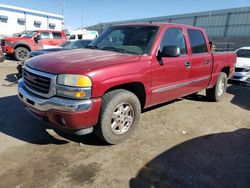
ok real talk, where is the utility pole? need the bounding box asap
[61,0,64,17]
[81,8,83,29]
[61,0,64,30]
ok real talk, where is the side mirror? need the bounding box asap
[158,46,181,58]
[34,35,41,43]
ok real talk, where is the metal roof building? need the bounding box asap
[0,3,63,36]
[87,7,250,50]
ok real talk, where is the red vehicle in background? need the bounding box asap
[0,47,4,62]
[1,30,66,61]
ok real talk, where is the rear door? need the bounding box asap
[151,27,191,105]
[52,32,64,46]
[40,31,52,46]
[187,29,213,91]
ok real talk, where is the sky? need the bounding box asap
[0,0,250,29]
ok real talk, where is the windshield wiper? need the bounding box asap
[101,46,127,54]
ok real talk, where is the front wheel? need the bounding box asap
[206,72,227,102]
[95,89,141,144]
[14,47,29,61]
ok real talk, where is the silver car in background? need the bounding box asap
[230,47,250,85]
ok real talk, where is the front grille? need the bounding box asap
[1,39,5,46]
[235,67,246,72]
[23,68,51,94]
[233,76,242,79]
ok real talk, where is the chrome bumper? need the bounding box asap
[18,79,92,112]
[230,71,250,84]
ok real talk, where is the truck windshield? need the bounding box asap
[89,26,159,55]
[236,49,250,58]
[22,31,36,38]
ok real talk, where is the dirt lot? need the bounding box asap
[0,59,249,188]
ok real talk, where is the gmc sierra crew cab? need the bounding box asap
[18,23,236,144]
[1,30,66,61]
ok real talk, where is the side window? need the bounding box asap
[159,28,187,55]
[188,29,207,54]
[53,32,62,39]
[69,35,75,40]
[40,32,50,39]
[77,34,83,39]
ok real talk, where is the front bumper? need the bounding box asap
[230,71,250,84]
[2,45,14,54]
[18,79,101,134]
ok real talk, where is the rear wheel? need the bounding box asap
[95,89,141,144]
[14,47,29,61]
[206,72,227,102]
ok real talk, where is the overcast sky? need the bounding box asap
[1,0,250,29]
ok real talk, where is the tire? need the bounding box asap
[95,89,141,144]
[14,47,29,61]
[206,72,227,102]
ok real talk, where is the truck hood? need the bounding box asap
[236,57,250,68]
[4,37,31,42]
[26,49,141,74]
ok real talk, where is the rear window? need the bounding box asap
[40,32,50,39]
[69,34,75,40]
[188,29,207,54]
[52,32,62,39]
[77,34,83,39]
[236,49,250,58]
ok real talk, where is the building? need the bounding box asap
[87,7,250,50]
[0,3,63,36]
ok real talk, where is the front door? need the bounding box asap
[151,27,191,106]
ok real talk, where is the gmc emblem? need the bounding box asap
[26,74,36,82]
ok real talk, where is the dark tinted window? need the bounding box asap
[236,49,250,58]
[188,29,207,54]
[40,32,50,39]
[160,28,187,54]
[69,35,75,40]
[52,32,62,39]
[77,34,83,39]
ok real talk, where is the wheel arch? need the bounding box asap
[14,43,31,51]
[220,66,230,78]
[104,82,147,109]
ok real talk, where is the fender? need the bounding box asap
[13,41,32,51]
[92,73,151,107]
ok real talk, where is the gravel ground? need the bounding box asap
[0,59,249,188]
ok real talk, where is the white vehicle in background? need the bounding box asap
[68,29,98,41]
[230,47,250,84]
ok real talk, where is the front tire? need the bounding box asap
[14,47,29,61]
[206,72,227,102]
[95,89,141,144]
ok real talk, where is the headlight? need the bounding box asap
[57,74,92,87]
[56,74,92,99]
[5,41,13,46]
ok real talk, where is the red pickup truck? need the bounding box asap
[18,23,236,144]
[1,30,66,61]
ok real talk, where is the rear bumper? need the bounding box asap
[18,79,101,135]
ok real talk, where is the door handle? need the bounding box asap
[204,59,210,65]
[184,62,191,69]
